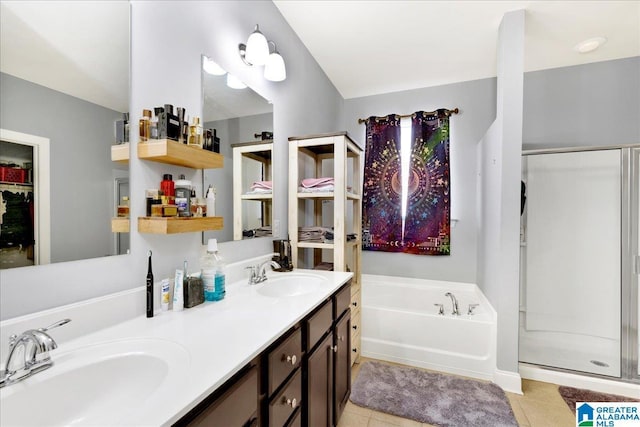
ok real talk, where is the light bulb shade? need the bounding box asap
[245,25,269,65]
[264,51,286,82]
[203,57,226,75]
[226,73,247,89]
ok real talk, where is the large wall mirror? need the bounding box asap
[201,56,274,243]
[0,1,130,269]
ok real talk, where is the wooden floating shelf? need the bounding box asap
[111,143,129,163]
[111,217,130,233]
[296,192,360,200]
[138,216,223,234]
[137,139,224,169]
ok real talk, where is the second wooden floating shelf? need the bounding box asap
[138,139,224,169]
[138,216,223,234]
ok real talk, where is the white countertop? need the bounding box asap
[0,268,352,426]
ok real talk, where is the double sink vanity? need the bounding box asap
[0,262,352,426]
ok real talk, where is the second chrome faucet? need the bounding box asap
[247,260,282,285]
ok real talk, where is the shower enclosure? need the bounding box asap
[519,145,639,383]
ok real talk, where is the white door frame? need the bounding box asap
[0,129,50,265]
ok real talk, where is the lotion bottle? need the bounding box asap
[206,185,216,217]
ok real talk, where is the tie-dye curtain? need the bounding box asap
[362,115,403,252]
[362,110,450,255]
[404,110,450,255]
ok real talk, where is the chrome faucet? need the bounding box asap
[444,292,459,315]
[246,260,281,285]
[0,319,71,388]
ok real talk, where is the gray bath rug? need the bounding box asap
[350,361,518,427]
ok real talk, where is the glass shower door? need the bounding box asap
[520,149,622,377]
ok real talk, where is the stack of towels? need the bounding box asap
[299,226,333,242]
[299,177,334,193]
[247,181,272,194]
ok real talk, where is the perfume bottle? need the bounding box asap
[139,109,151,142]
[188,117,203,148]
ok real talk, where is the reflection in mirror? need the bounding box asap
[0,1,130,268]
[201,56,274,243]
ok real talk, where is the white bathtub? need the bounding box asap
[361,274,497,381]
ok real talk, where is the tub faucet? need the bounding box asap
[444,292,459,315]
[247,260,281,284]
[0,319,71,388]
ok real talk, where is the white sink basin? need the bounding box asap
[257,273,328,298]
[0,338,189,426]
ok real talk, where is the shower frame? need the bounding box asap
[520,143,639,385]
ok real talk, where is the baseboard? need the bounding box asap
[494,368,523,394]
[519,363,640,398]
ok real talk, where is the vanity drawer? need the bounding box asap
[306,298,333,351]
[351,331,361,365]
[350,289,361,313]
[334,282,351,319]
[268,327,302,396]
[269,369,302,427]
[186,364,258,426]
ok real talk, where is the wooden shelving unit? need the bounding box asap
[138,216,223,234]
[288,132,362,365]
[138,138,223,169]
[111,218,130,233]
[111,143,129,163]
[232,141,273,240]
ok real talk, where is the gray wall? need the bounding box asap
[523,56,640,150]
[0,0,344,320]
[344,78,497,284]
[0,72,125,263]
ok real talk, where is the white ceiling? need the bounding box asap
[274,0,640,99]
[0,1,129,112]
[2,1,637,111]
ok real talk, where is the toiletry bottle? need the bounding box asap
[161,278,170,311]
[175,174,192,217]
[173,268,185,311]
[150,108,160,139]
[201,238,225,301]
[206,185,216,217]
[139,109,151,142]
[146,250,154,318]
[160,174,175,204]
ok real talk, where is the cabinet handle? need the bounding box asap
[283,354,297,365]
[338,335,345,342]
[331,345,338,353]
[282,397,297,408]
[352,325,358,330]
[352,348,357,353]
[351,301,358,307]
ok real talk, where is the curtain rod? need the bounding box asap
[357,108,459,124]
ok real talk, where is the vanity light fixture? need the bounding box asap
[574,36,607,53]
[226,73,247,89]
[203,56,226,76]
[239,24,287,82]
[264,41,286,82]
[241,25,269,66]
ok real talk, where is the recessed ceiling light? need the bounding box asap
[574,37,607,53]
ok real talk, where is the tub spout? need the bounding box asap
[444,292,459,315]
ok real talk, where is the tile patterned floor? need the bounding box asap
[340,357,576,427]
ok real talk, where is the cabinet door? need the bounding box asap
[333,311,351,425]
[306,332,333,427]
[185,365,258,427]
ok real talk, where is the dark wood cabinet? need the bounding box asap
[306,332,333,427]
[175,281,351,427]
[175,362,259,427]
[304,281,351,427]
[333,310,351,424]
